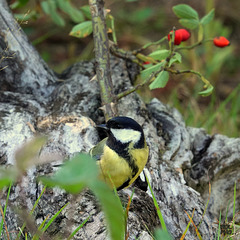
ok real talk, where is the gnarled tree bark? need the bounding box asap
[0,1,239,239]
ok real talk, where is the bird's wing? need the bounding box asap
[90,137,107,161]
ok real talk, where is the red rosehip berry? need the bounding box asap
[213,36,230,48]
[168,30,182,45]
[168,29,190,45]
[178,29,191,41]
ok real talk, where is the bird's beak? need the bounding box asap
[96,124,109,132]
[96,124,109,137]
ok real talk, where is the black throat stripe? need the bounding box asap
[117,179,130,191]
[106,137,139,177]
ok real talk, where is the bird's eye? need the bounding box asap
[115,123,122,129]
[107,119,123,129]
[112,122,122,129]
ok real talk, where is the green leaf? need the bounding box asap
[90,181,125,240]
[19,0,28,4]
[39,153,125,240]
[154,229,173,240]
[140,62,164,81]
[41,0,65,27]
[179,18,199,30]
[169,52,182,66]
[148,50,169,61]
[200,9,215,25]
[0,168,16,189]
[10,0,29,9]
[10,0,28,9]
[80,5,92,20]
[173,52,182,62]
[41,1,50,14]
[70,21,93,38]
[149,71,169,90]
[57,0,84,23]
[172,4,199,20]
[198,84,214,97]
[39,153,98,193]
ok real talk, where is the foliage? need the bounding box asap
[170,83,240,137]
[66,3,231,100]
[12,1,231,100]
[0,139,124,240]
[40,153,124,240]
[0,136,47,189]
[70,20,92,38]
[12,0,90,25]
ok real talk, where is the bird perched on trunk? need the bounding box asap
[90,116,149,191]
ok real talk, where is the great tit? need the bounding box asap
[90,116,149,191]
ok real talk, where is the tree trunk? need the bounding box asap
[1,1,239,239]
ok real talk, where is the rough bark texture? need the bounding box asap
[0,1,239,239]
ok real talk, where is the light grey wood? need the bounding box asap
[1,0,239,239]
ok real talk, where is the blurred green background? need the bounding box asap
[10,0,240,137]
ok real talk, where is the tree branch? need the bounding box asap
[89,0,117,120]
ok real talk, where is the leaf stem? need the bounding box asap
[116,67,163,100]
[176,38,214,50]
[133,36,168,54]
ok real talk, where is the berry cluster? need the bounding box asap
[168,29,230,48]
[168,29,191,45]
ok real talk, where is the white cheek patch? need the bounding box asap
[110,129,141,144]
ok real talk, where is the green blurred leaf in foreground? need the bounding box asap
[154,229,173,240]
[39,153,97,193]
[39,153,124,240]
[0,136,47,190]
[15,136,47,173]
[0,168,17,189]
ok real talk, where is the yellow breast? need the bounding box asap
[97,144,149,190]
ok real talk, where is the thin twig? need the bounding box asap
[132,36,167,54]
[176,38,213,50]
[116,68,163,100]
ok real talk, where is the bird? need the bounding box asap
[90,116,149,191]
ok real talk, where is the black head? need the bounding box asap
[106,116,144,133]
[103,116,145,149]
